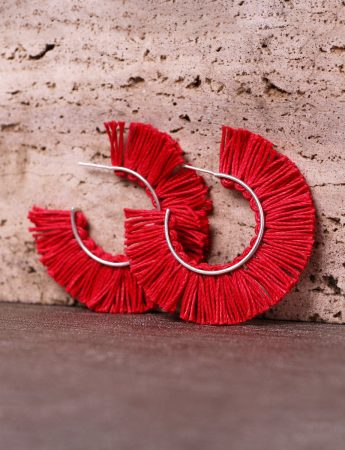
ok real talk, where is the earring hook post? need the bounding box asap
[78,162,161,211]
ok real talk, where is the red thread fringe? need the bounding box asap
[125,127,316,325]
[105,121,212,260]
[28,207,151,313]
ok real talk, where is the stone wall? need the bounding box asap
[1,0,344,322]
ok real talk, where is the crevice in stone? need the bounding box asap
[309,313,326,323]
[186,75,201,89]
[121,76,145,88]
[29,44,55,60]
[95,127,106,134]
[236,81,252,95]
[0,123,20,131]
[262,77,291,96]
[327,216,341,224]
[298,151,317,160]
[311,182,345,187]
[330,45,345,54]
[323,275,342,295]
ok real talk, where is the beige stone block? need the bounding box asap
[0,0,344,322]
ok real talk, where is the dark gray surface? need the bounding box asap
[0,303,344,450]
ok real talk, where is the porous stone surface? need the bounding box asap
[0,0,344,322]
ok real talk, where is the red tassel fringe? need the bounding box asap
[105,121,212,260]
[29,207,151,313]
[125,127,316,325]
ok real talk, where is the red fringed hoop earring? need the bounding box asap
[125,126,316,325]
[28,121,212,314]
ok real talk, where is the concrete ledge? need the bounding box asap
[0,303,345,450]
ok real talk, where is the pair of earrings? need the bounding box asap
[29,121,315,325]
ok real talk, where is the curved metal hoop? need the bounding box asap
[71,163,161,268]
[164,165,265,276]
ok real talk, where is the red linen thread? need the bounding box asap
[105,121,212,259]
[28,207,151,313]
[125,126,316,325]
[28,122,212,313]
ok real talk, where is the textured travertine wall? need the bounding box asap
[0,0,344,322]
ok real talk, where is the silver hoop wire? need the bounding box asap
[71,162,161,268]
[164,164,265,276]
